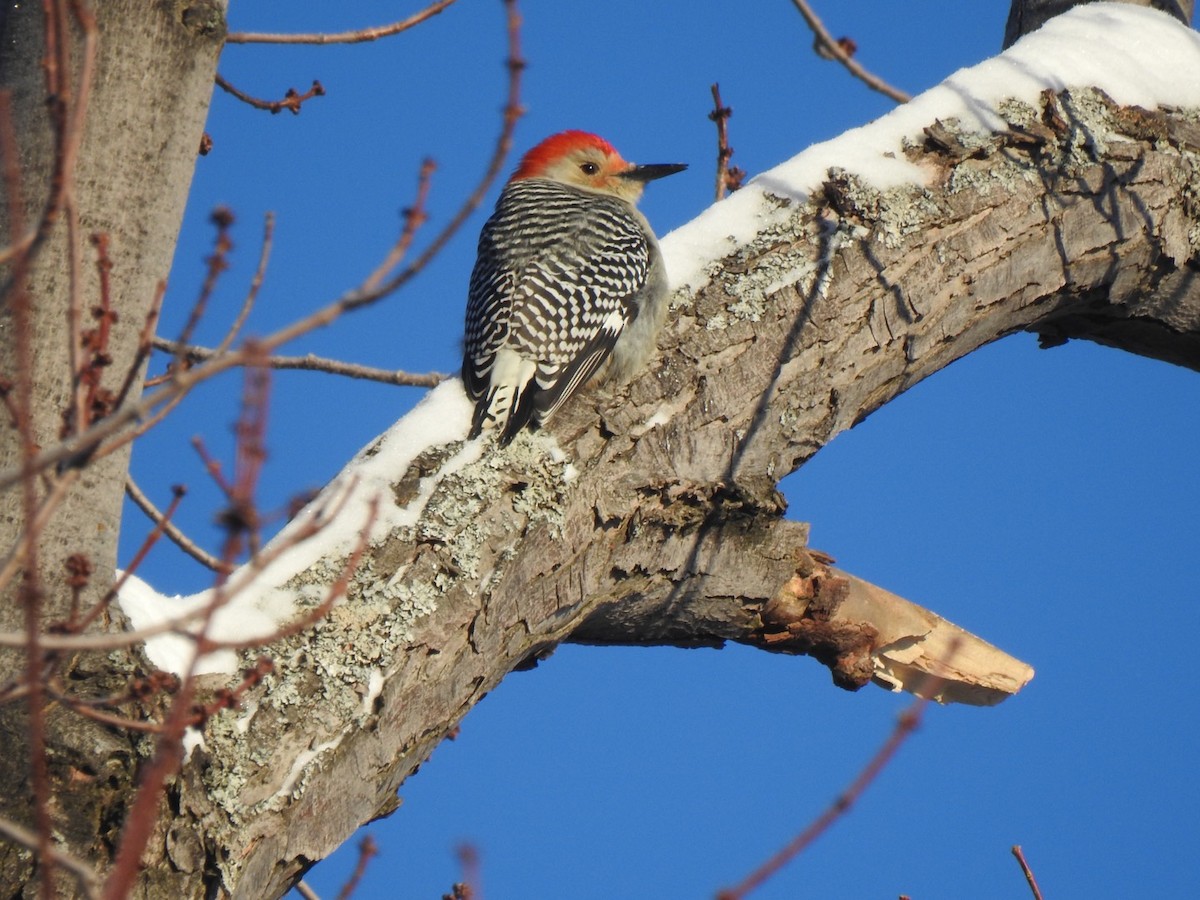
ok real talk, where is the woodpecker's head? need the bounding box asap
[511,130,686,203]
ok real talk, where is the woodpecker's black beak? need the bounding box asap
[621,162,688,183]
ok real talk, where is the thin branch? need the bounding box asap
[0,814,100,899]
[124,476,224,572]
[0,0,94,278]
[69,480,192,634]
[2,47,55,894]
[213,494,377,653]
[716,647,959,900]
[349,0,526,309]
[788,0,911,104]
[0,2,525,491]
[214,75,325,115]
[362,157,437,294]
[174,207,235,354]
[65,196,86,438]
[215,212,274,355]
[104,379,297,897]
[226,0,458,45]
[1012,846,1046,900]
[109,279,165,414]
[294,881,322,900]
[454,844,481,900]
[335,836,379,900]
[151,338,445,388]
[707,83,745,201]
[102,494,376,898]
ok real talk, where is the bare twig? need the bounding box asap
[788,0,911,104]
[294,881,322,900]
[716,644,960,899]
[351,0,525,309]
[707,83,745,201]
[214,493,377,653]
[109,280,165,415]
[0,814,100,899]
[227,0,458,45]
[102,641,206,897]
[175,207,235,354]
[362,157,437,294]
[65,197,86,436]
[215,212,274,355]
[188,346,271,572]
[335,836,379,900]
[0,0,95,275]
[455,844,482,900]
[68,481,192,634]
[0,3,524,492]
[102,392,369,900]
[1012,845,1046,900]
[152,338,446,388]
[67,231,120,438]
[124,476,225,573]
[214,75,325,115]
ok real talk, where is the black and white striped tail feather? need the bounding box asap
[467,348,538,443]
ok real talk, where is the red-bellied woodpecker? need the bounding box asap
[463,130,686,444]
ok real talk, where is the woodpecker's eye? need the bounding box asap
[579,162,600,176]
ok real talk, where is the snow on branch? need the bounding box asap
[662,4,1200,292]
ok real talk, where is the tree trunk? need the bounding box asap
[0,1,224,892]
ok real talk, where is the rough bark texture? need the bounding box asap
[0,1,224,893]
[164,90,1200,898]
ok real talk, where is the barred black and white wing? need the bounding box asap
[462,179,651,443]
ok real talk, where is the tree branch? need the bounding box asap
[226,0,459,46]
[788,0,911,103]
[111,21,1200,897]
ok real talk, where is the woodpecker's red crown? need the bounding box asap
[511,131,622,180]
[509,131,685,203]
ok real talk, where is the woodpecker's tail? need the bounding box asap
[467,349,539,445]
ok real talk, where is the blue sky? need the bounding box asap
[122,2,1199,897]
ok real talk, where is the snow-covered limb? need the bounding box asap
[114,6,1200,896]
[664,3,1200,292]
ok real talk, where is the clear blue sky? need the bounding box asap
[123,2,1200,897]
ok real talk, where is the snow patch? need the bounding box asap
[361,668,385,717]
[277,734,345,799]
[117,380,475,677]
[182,727,206,762]
[661,4,1200,291]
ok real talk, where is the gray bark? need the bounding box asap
[0,1,224,893]
[172,89,1200,898]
